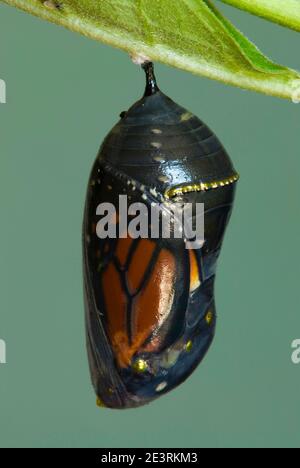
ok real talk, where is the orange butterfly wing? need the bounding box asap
[102,237,177,368]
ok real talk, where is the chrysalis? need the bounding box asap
[83,63,239,409]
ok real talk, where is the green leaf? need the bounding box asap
[2,0,300,100]
[220,0,300,32]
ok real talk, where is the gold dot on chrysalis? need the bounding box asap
[96,397,106,408]
[185,340,193,352]
[180,112,193,122]
[206,310,213,325]
[132,359,148,373]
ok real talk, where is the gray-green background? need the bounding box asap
[1,2,300,448]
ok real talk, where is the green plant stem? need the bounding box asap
[220,0,300,32]
[1,0,300,101]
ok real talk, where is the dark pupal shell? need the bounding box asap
[83,64,238,409]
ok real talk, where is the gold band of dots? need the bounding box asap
[165,173,239,199]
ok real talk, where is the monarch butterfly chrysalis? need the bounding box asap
[83,63,239,409]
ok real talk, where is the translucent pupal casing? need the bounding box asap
[83,64,238,409]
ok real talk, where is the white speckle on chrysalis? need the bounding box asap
[158,176,170,183]
[151,142,162,149]
[130,53,151,66]
[156,382,168,392]
[153,156,165,163]
[161,349,181,368]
